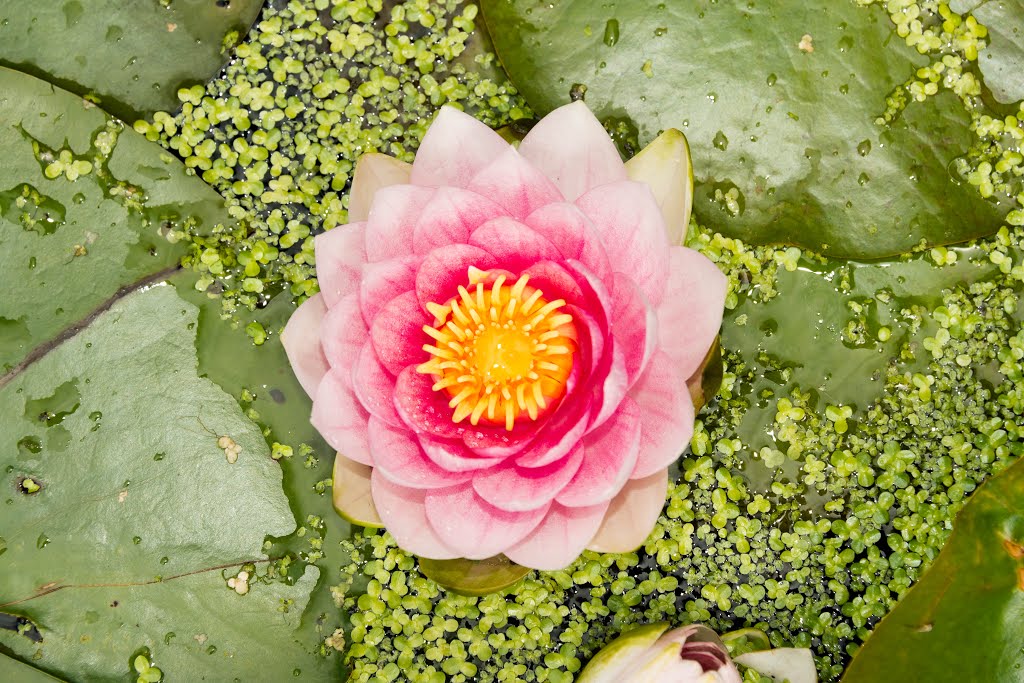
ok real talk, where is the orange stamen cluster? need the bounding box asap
[417,267,577,431]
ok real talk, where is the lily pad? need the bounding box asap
[0,0,264,120]
[0,66,235,375]
[480,0,1006,258]
[840,456,1024,682]
[0,285,337,681]
[953,0,1024,105]
[419,555,532,597]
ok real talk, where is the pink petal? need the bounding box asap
[424,484,549,559]
[557,396,641,507]
[473,444,585,512]
[657,246,728,379]
[524,203,611,281]
[311,368,373,465]
[503,501,609,570]
[320,294,369,372]
[610,273,657,386]
[351,341,402,427]
[371,471,461,559]
[586,469,668,553]
[629,351,695,479]
[413,187,506,254]
[315,223,366,307]
[394,366,465,440]
[513,403,590,468]
[415,244,496,312]
[368,418,470,489]
[468,216,562,270]
[410,106,511,188]
[349,153,413,223]
[360,254,421,324]
[281,293,329,399]
[576,181,671,305]
[467,147,563,219]
[589,342,629,431]
[517,101,627,201]
[370,290,429,376]
[522,260,584,307]
[421,437,506,472]
[364,185,435,262]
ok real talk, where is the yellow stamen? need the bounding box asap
[417,267,576,431]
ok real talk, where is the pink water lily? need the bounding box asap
[282,102,726,570]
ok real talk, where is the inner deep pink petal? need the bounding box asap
[420,436,506,472]
[367,417,470,489]
[524,203,611,281]
[314,222,366,307]
[424,483,549,559]
[394,365,466,440]
[359,254,421,325]
[370,290,429,376]
[468,216,562,271]
[415,244,497,313]
[410,107,512,189]
[351,340,403,427]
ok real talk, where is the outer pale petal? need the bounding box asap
[586,469,668,553]
[629,350,695,479]
[413,187,506,254]
[370,290,428,376]
[280,293,329,399]
[315,223,366,307]
[333,454,383,528]
[368,417,469,489]
[610,273,657,386]
[469,216,562,269]
[657,246,728,379]
[371,471,461,559]
[503,501,609,570]
[467,147,563,219]
[364,185,435,262]
[348,153,413,223]
[410,106,511,188]
[473,444,585,512]
[577,181,671,305]
[557,396,641,507]
[320,294,369,371]
[311,369,373,465]
[517,100,627,201]
[424,484,549,560]
[625,129,693,246]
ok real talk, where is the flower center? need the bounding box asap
[417,267,577,431]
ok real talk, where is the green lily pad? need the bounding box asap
[0,285,337,681]
[953,0,1024,105]
[0,66,236,375]
[0,653,65,682]
[418,555,532,597]
[480,0,1006,258]
[840,455,1024,682]
[0,0,264,121]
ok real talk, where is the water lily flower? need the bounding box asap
[282,101,726,569]
[577,622,818,683]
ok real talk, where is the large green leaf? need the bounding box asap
[953,0,1024,104]
[480,0,1005,258]
[0,66,237,375]
[839,456,1024,682]
[0,0,263,121]
[0,285,337,681]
